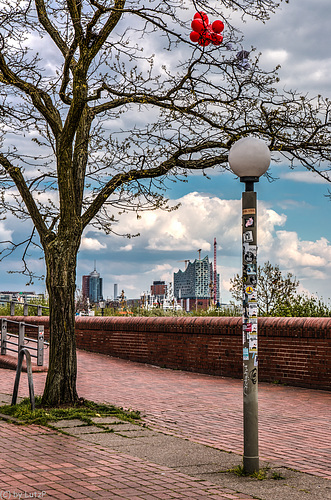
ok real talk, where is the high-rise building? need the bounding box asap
[89,269,103,303]
[174,256,220,309]
[82,275,90,300]
[82,266,103,303]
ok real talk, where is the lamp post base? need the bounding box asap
[243,456,259,474]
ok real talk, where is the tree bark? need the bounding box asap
[41,233,81,406]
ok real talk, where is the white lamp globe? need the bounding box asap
[228,137,271,178]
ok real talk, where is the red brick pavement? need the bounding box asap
[1,349,330,481]
[0,420,254,500]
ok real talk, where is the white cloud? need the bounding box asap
[271,232,331,271]
[114,192,241,253]
[261,49,288,66]
[80,237,107,251]
[258,206,287,250]
[280,171,331,184]
[276,58,331,94]
[236,0,331,95]
[277,199,311,210]
[104,193,288,261]
[149,264,173,273]
[119,244,133,251]
[0,222,13,241]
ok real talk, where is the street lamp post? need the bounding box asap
[228,137,271,474]
[99,301,105,316]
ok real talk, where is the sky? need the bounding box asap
[0,0,331,304]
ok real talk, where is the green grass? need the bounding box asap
[228,463,286,480]
[229,464,250,477]
[0,396,141,427]
[251,469,268,480]
[271,471,285,480]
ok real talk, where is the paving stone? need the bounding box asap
[90,416,129,424]
[60,425,106,435]
[51,419,88,428]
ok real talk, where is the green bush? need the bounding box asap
[0,298,49,316]
[270,294,331,317]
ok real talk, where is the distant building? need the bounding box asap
[173,256,219,311]
[82,276,90,300]
[82,266,103,303]
[151,280,167,299]
[89,269,103,303]
[0,291,45,304]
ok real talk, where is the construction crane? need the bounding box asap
[214,238,217,305]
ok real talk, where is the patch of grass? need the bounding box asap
[272,471,285,480]
[229,464,249,477]
[251,469,267,480]
[0,396,141,427]
[229,464,270,480]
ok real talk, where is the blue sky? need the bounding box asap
[0,0,330,304]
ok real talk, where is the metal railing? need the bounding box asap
[0,299,49,316]
[11,348,35,410]
[0,318,48,366]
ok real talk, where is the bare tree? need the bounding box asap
[0,0,330,405]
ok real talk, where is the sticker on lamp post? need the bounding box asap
[249,275,257,286]
[249,336,257,352]
[249,304,258,317]
[243,231,254,243]
[245,217,254,228]
[246,264,257,275]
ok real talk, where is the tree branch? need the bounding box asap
[0,154,50,241]
[0,229,44,284]
[35,0,72,61]
[0,47,62,138]
[87,0,126,62]
[81,141,228,228]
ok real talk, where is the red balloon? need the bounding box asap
[198,38,210,46]
[204,26,214,40]
[189,12,224,46]
[212,20,224,33]
[190,31,200,43]
[191,19,204,33]
[211,34,223,46]
[201,28,211,41]
[194,11,209,25]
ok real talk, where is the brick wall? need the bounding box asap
[4,316,330,390]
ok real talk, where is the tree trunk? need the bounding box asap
[41,235,80,406]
